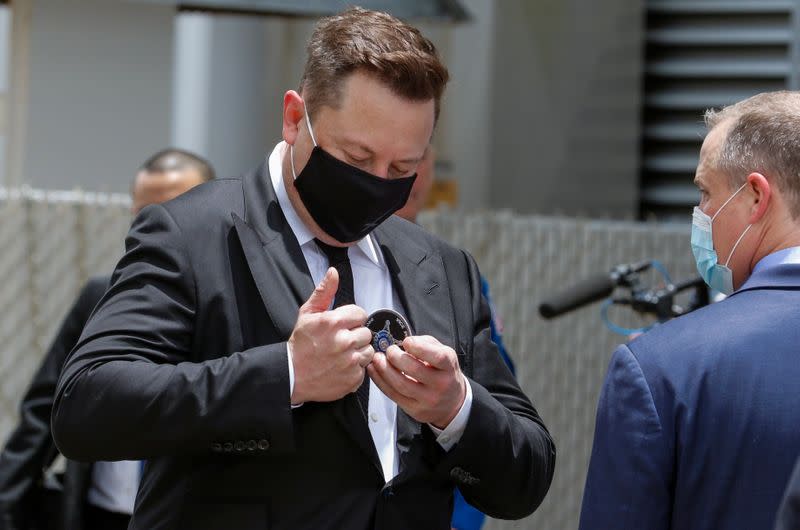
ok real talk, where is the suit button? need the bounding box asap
[258,439,270,451]
[383,488,394,499]
[247,440,257,451]
[234,441,245,452]
[211,443,222,452]
[223,442,233,453]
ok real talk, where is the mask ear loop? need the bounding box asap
[290,104,318,179]
[304,106,318,147]
[723,224,752,267]
[711,182,748,222]
[708,181,751,267]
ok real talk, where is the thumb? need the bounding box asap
[300,267,339,314]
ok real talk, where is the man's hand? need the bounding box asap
[289,267,374,404]
[367,335,466,428]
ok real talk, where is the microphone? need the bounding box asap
[538,260,652,319]
[538,274,616,319]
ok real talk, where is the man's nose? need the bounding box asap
[359,158,392,179]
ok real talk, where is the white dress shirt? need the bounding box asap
[87,460,140,515]
[269,142,472,482]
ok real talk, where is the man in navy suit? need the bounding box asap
[579,90,800,530]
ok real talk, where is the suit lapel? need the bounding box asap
[232,170,460,479]
[373,224,455,350]
[373,222,458,478]
[232,165,315,338]
[234,164,384,477]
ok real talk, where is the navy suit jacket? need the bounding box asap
[776,456,800,530]
[580,261,800,530]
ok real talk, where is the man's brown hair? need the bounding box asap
[299,6,449,122]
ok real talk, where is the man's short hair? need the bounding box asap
[705,90,800,218]
[139,148,216,182]
[299,6,449,122]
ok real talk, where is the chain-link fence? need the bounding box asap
[0,189,696,529]
[0,188,131,440]
[419,211,695,529]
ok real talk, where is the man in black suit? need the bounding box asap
[52,8,556,530]
[0,149,214,530]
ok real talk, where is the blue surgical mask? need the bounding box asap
[691,182,751,295]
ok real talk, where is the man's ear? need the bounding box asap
[282,90,305,145]
[747,172,771,224]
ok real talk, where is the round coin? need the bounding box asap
[365,309,412,353]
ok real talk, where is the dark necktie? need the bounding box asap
[314,239,369,418]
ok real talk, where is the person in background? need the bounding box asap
[580,91,800,530]
[51,8,555,529]
[394,146,515,530]
[0,148,214,530]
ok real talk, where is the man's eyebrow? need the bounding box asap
[340,139,374,155]
[339,138,423,164]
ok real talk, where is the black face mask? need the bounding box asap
[292,145,416,243]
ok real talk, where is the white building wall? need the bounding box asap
[19,0,174,191]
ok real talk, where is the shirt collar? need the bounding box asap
[268,142,382,266]
[751,245,800,275]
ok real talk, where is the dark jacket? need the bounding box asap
[52,162,556,530]
[0,277,109,530]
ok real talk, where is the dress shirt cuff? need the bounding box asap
[287,342,303,409]
[429,379,473,451]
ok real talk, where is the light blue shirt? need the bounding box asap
[751,246,800,275]
[727,246,800,297]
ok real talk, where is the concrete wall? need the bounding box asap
[4,0,644,212]
[490,0,643,218]
[0,7,10,184]
[19,0,174,192]
[172,13,315,179]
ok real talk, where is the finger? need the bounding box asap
[367,359,417,406]
[350,327,373,349]
[334,327,372,350]
[401,336,454,371]
[354,345,376,367]
[348,367,367,394]
[385,345,432,384]
[299,268,338,315]
[370,349,423,399]
[330,305,369,330]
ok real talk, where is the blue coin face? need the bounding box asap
[365,309,412,353]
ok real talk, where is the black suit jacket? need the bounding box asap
[52,162,555,530]
[0,276,109,530]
